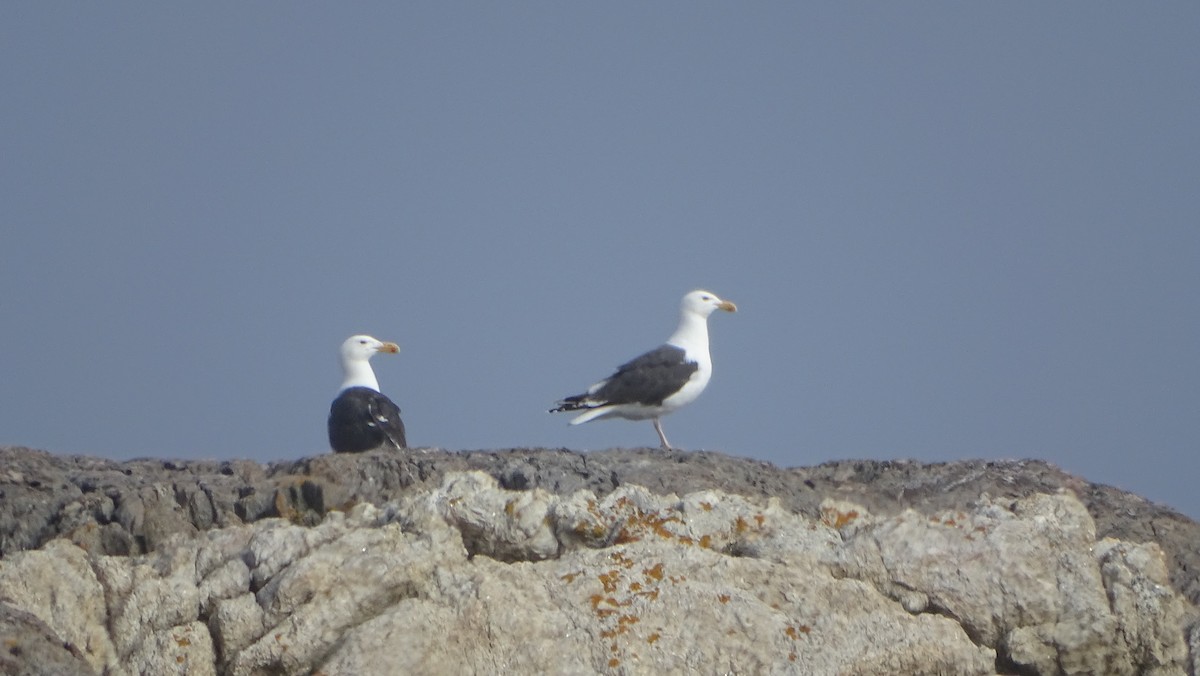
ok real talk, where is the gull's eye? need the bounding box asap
[359,339,368,345]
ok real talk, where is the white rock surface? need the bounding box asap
[0,471,1192,675]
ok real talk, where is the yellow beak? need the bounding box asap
[718,300,737,313]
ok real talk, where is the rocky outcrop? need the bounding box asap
[0,446,1197,675]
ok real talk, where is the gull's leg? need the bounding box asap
[653,418,672,450]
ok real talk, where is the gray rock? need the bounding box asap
[4,446,1198,608]
[832,492,1189,674]
[4,445,1198,613]
[3,445,1199,673]
[436,471,560,561]
[126,621,215,676]
[0,539,117,674]
[1092,538,1189,675]
[0,603,95,676]
[1191,622,1200,676]
[2,466,1194,675]
[208,594,264,669]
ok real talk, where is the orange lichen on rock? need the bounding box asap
[610,551,635,568]
[637,588,660,601]
[599,570,621,593]
[820,507,858,529]
[785,624,812,640]
[613,528,640,544]
[575,522,607,539]
[648,513,682,539]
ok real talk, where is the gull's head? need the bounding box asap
[681,290,738,318]
[340,334,400,364]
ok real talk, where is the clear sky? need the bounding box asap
[2,4,1198,519]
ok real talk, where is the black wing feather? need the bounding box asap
[367,395,407,449]
[328,386,407,452]
[555,345,696,410]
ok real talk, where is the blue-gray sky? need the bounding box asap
[3,4,1198,519]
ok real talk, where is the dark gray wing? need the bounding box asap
[589,345,698,407]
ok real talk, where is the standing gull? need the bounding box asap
[328,335,407,453]
[550,290,737,450]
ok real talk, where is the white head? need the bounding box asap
[680,290,738,318]
[338,334,400,392]
[666,290,737,350]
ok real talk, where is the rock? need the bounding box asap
[1091,538,1189,675]
[437,471,560,561]
[0,603,95,676]
[127,621,215,676]
[4,445,1198,615]
[208,593,264,669]
[1190,622,1200,676]
[1,460,1195,675]
[832,492,1190,674]
[0,539,117,674]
